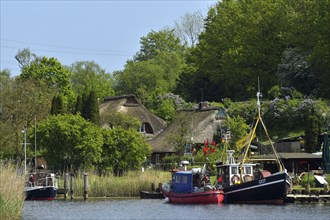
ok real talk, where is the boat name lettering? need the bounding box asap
[258,179,266,184]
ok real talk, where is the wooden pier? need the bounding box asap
[56,173,88,200]
[286,194,330,203]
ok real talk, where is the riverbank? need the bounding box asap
[0,163,25,220]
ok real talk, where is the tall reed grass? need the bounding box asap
[0,163,25,220]
[59,170,171,198]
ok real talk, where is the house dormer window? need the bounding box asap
[139,123,146,133]
[138,122,153,134]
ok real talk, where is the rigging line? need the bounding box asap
[0,59,18,64]
[1,45,132,56]
[1,13,119,27]
[259,117,283,172]
[1,39,135,53]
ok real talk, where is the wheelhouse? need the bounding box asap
[171,168,204,193]
[216,150,256,186]
[217,163,256,186]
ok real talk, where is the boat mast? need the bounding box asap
[34,116,37,171]
[241,78,283,172]
[23,124,27,174]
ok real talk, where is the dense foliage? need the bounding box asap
[1,0,329,168]
[34,114,103,171]
[0,74,52,159]
[101,128,152,176]
[69,61,115,101]
[19,53,73,98]
[176,0,329,101]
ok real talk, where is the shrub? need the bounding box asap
[300,173,315,188]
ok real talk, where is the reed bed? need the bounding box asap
[61,170,171,198]
[0,163,25,220]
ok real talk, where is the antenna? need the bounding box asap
[256,77,262,113]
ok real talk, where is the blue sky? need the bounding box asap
[1,0,217,76]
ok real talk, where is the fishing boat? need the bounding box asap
[25,172,57,200]
[215,87,291,204]
[161,163,224,204]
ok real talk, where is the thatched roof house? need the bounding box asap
[148,103,226,165]
[100,95,167,136]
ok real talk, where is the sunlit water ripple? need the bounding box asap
[23,198,330,220]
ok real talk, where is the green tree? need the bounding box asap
[0,77,52,159]
[15,48,38,69]
[268,85,282,100]
[78,91,100,124]
[116,29,186,108]
[87,91,100,125]
[224,115,250,151]
[305,113,320,153]
[185,0,287,101]
[177,0,329,101]
[134,29,185,62]
[153,52,185,91]
[74,95,83,115]
[167,113,190,158]
[101,127,152,176]
[0,69,11,88]
[81,93,88,120]
[282,0,330,98]
[69,61,115,101]
[277,48,315,95]
[50,95,65,115]
[35,114,103,171]
[115,60,166,98]
[153,97,176,122]
[19,54,72,97]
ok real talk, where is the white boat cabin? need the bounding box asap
[216,150,256,187]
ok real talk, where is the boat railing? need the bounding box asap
[31,175,56,187]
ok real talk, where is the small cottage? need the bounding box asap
[149,103,226,168]
[100,95,167,137]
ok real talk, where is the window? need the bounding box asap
[231,166,238,175]
[155,154,160,164]
[182,175,188,184]
[245,167,252,175]
[138,123,154,134]
[139,123,146,133]
[175,175,181,183]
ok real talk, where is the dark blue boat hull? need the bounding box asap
[224,172,291,204]
[25,186,57,201]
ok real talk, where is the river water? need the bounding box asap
[23,198,330,220]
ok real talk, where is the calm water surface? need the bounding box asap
[23,198,330,220]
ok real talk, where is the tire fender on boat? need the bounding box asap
[231,175,240,184]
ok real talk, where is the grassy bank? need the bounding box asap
[59,170,171,198]
[0,163,25,220]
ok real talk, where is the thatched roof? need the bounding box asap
[149,107,226,153]
[99,95,167,135]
